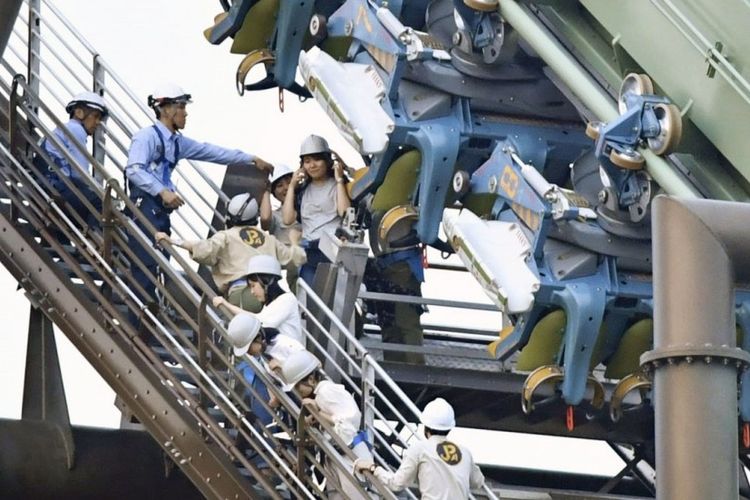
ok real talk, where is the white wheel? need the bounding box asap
[609,148,645,170]
[585,122,602,140]
[647,103,682,155]
[618,73,654,114]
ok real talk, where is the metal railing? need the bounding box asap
[1,1,502,497]
[298,279,499,500]
[1,77,416,498]
[2,0,231,245]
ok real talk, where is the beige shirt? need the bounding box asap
[374,435,485,500]
[190,225,306,292]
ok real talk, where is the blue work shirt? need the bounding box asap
[125,121,255,197]
[43,119,89,180]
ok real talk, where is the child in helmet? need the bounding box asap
[260,164,302,291]
[213,254,304,344]
[281,350,373,500]
[281,135,351,285]
[40,92,109,235]
[156,193,306,313]
[354,398,486,500]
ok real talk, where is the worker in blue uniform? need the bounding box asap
[41,91,109,234]
[125,83,273,322]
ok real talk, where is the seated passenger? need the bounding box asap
[281,350,373,500]
[156,193,305,312]
[214,254,304,345]
[40,92,108,234]
[282,135,351,285]
[260,163,302,291]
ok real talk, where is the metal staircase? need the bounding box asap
[0,1,504,498]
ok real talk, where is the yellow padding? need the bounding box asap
[604,319,653,380]
[371,150,421,212]
[203,12,230,41]
[487,325,515,358]
[515,310,566,371]
[346,166,369,200]
[230,0,280,55]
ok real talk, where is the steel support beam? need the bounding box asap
[0,0,22,60]
[21,306,75,469]
[645,196,750,500]
[497,0,698,199]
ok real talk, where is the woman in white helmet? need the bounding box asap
[260,164,303,291]
[354,398,486,500]
[213,254,304,344]
[281,134,351,285]
[39,91,109,235]
[125,83,275,318]
[156,192,305,312]
[281,350,374,500]
[226,312,304,470]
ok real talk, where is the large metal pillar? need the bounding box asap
[0,0,22,59]
[21,305,75,469]
[643,196,750,499]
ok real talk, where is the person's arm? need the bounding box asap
[125,131,168,196]
[469,458,485,490]
[178,136,274,174]
[156,231,225,266]
[260,189,273,231]
[272,235,306,267]
[371,446,420,492]
[212,296,245,316]
[282,168,305,225]
[333,161,351,216]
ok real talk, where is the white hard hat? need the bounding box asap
[270,164,294,187]
[66,91,109,118]
[299,134,331,157]
[280,350,321,391]
[225,193,259,225]
[148,83,192,108]
[420,398,456,431]
[227,313,262,356]
[245,254,282,278]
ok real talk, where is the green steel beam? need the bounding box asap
[498,0,699,199]
[575,0,750,199]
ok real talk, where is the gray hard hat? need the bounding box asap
[226,193,259,225]
[299,134,331,157]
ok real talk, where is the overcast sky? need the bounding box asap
[0,0,625,476]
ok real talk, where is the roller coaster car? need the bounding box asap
[204,1,750,427]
